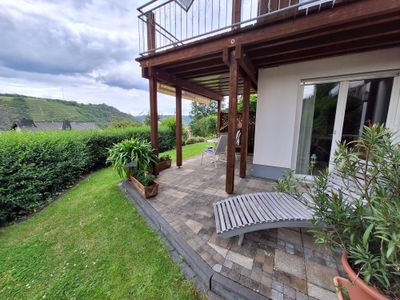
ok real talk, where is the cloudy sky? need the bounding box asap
[0,0,192,116]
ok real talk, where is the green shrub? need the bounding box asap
[185,136,206,145]
[0,126,175,223]
[190,115,217,137]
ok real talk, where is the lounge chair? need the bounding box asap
[213,171,358,246]
[201,133,228,168]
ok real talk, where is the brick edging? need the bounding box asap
[120,180,268,300]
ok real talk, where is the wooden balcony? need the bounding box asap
[136,0,400,193]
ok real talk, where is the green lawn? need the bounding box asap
[161,141,212,162]
[0,143,209,299]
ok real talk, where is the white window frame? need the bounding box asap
[292,70,400,175]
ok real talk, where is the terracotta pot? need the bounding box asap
[156,159,171,172]
[129,175,158,199]
[334,253,388,300]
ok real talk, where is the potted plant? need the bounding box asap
[278,125,399,299]
[157,154,172,172]
[107,138,159,199]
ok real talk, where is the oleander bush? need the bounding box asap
[0,126,175,223]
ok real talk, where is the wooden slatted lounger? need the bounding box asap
[213,169,365,246]
[213,192,314,246]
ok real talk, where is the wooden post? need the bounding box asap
[240,77,250,178]
[226,50,238,194]
[232,0,241,30]
[217,100,222,135]
[146,12,156,52]
[149,76,158,157]
[176,87,182,167]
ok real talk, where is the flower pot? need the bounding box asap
[129,175,159,199]
[156,159,171,172]
[335,253,388,300]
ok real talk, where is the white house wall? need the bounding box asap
[252,47,400,180]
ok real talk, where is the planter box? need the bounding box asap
[129,175,159,199]
[156,159,171,172]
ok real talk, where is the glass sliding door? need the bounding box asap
[341,78,394,144]
[296,82,339,175]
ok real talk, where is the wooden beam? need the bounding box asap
[137,0,400,67]
[176,87,182,167]
[235,45,258,90]
[240,77,250,178]
[146,12,156,52]
[149,76,159,165]
[152,69,224,101]
[226,50,238,194]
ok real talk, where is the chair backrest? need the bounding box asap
[236,130,241,146]
[215,134,228,154]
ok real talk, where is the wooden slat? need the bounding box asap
[213,204,222,233]
[227,198,244,227]
[221,202,232,230]
[231,198,247,226]
[225,199,238,228]
[217,203,227,232]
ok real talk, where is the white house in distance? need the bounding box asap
[136,0,400,193]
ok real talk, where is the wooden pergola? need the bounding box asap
[137,0,400,193]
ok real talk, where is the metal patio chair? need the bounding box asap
[201,133,228,168]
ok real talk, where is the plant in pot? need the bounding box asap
[157,154,172,172]
[278,125,400,299]
[107,138,159,199]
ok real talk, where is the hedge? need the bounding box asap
[0,126,175,223]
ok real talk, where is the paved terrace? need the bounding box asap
[131,155,344,300]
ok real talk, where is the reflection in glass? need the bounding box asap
[296,83,339,175]
[342,78,393,144]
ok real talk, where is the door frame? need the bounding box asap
[292,69,400,174]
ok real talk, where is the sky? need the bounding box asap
[0,0,192,116]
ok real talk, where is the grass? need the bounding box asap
[0,143,208,299]
[161,141,212,163]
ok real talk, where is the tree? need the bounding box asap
[108,117,140,129]
[237,94,257,113]
[190,101,217,120]
[143,113,159,126]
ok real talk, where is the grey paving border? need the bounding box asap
[120,180,268,300]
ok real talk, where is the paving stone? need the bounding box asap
[226,250,253,270]
[305,260,338,291]
[274,249,306,279]
[295,291,309,300]
[262,256,274,274]
[307,283,337,300]
[274,270,307,293]
[212,264,222,272]
[208,242,228,257]
[272,289,284,300]
[272,281,284,293]
[284,285,296,298]
[261,275,272,287]
[223,259,233,269]
[278,228,303,246]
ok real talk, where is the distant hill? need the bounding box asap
[134,114,192,125]
[0,94,137,130]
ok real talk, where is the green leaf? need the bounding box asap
[362,224,374,248]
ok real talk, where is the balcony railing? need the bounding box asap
[137,0,337,56]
